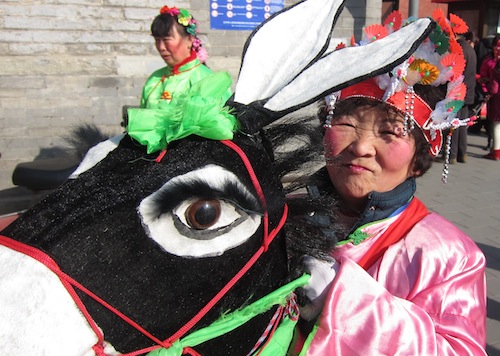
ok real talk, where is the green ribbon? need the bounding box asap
[127,71,237,154]
[147,274,310,356]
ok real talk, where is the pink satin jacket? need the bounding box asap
[307,212,487,355]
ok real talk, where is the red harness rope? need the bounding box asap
[0,139,288,355]
[0,234,109,355]
[155,140,287,350]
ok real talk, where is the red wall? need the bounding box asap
[382,0,448,20]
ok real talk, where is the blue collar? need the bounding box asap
[308,168,416,235]
[355,177,416,230]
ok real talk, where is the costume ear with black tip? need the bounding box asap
[264,18,436,114]
[233,0,346,106]
[230,0,435,134]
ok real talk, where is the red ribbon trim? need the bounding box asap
[357,197,429,271]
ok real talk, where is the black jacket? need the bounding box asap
[458,36,478,105]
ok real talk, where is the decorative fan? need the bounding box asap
[448,37,463,55]
[364,24,388,43]
[409,59,439,85]
[335,42,346,50]
[432,8,453,37]
[449,13,468,34]
[350,34,356,47]
[441,52,466,80]
[448,82,467,101]
[429,25,450,55]
[445,99,464,116]
[383,10,402,32]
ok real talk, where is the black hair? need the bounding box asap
[410,124,433,177]
[463,31,476,43]
[493,34,500,48]
[413,83,447,110]
[151,13,190,38]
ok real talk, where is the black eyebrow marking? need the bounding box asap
[148,177,263,217]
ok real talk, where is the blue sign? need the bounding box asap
[210,0,284,31]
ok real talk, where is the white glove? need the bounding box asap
[300,255,339,321]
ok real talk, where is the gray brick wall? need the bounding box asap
[0,0,380,190]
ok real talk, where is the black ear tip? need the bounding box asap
[226,100,280,134]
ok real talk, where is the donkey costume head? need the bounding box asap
[0,0,434,354]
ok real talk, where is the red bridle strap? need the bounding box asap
[152,140,288,350]
[0,234,104,351]
[0,139,289,356]
[0,234,171,353]
[110,139,290,355]
[220,140,272,250]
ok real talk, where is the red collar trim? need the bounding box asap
[171,51,197,75]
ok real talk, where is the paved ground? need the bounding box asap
[415,130,500,355]
[1,129,499,354]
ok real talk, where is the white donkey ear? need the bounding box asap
[264,17,435,113]
[233,0,346,105]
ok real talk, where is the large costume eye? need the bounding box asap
[185,199,221,230]
[139,165,263,258]
[172,197,248,236]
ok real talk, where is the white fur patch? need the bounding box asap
[69,134,125,179]
[234,0,344,104]
[0,244,109,355]
[139,165,262,258]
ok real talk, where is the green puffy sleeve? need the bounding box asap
[127,71,236,154]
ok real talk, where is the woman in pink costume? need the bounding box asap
[480,34,500,160]
[298,11,487,355]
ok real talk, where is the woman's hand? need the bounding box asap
[299,256,339,321]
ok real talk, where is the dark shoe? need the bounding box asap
[449,157,457,164]
[457,155,467,163]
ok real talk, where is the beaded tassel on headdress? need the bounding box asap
[403,87,416,135]
[442,131,453,183]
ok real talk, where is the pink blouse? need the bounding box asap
[306,212,487,355]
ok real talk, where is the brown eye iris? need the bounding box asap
[185,199,222,230]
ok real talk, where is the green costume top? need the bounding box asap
[126,53,235,154]
[139,53,214,110]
